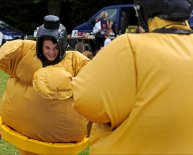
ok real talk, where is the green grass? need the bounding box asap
[0,139,19,155]
[0,70,9,96]
[0,70,19,155]
[0,70,89,155]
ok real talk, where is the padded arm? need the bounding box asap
[33,67,73,100]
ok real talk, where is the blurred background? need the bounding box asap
[0,0,134,35]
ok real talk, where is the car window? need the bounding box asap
[106,9,118,22]
[95,9,118,22]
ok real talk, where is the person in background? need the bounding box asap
[94,11,112,52]
[120,10,129,34]
[0,15,89,155]
[103,31,111,46]
[72,0,193,154]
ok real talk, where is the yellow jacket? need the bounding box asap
[72,17,193,154]
[0,40,90,143]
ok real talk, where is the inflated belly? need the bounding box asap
[0,79,87,142]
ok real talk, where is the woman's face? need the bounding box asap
[42,39,59,61]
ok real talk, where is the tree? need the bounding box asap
[48,0,62,16]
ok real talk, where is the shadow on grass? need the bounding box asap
[0,139,89,155]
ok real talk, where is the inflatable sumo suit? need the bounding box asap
[0,15,90,153]
[72,1,193,154]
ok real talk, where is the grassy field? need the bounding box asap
[0,70,89,155]
[0,70,19,155]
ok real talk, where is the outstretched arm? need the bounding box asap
[33,51,90,100]
[0,40,35,76]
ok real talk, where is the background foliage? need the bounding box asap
[0,0,133,35]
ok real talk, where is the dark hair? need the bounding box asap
[41,36,57,44]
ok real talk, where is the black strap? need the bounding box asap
[153,28,193,35]
[87,121,93,137]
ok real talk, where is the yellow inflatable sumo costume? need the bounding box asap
[72,1,193,155]
[0,15,90,155]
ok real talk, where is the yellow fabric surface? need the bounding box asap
[33,67,73,100]
[0,40,33,76]
[73,18,193,154]
[0,40,90,145]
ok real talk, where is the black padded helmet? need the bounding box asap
[134,0,193,22]
[36,15,68,67]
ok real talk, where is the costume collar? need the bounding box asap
[148,17,191,32]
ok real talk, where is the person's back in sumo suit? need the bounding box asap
[0,15,90,155]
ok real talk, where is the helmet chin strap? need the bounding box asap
[134,5,148,32]
[152,23,193,34]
